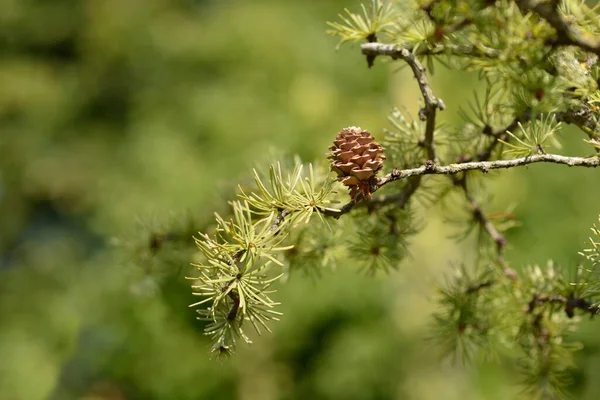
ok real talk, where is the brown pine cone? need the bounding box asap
[328,126,385,200]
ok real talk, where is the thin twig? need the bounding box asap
[270,209,291,233]
[320,174,422,219]
[527,293,598,318]
[361,39,600,146]
[472,107,600,163]
[359,44,437,110]
[456,117,523,164]
[465,279,496,294]
[376,153,600,187]
[362,43,445,161]
[454,176,508,268]
[319,199,357,219]
[368,175,422,208]
[227,291,241,321]
[322,153,599,218]
[421,0,441,20]
[477,117,523,162]
[416,43,502,59]
[434,17,473,41]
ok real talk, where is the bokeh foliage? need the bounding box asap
[2,0,600,399]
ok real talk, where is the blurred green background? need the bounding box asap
[1,0,600,399]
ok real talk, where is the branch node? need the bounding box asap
[425,160,436,172]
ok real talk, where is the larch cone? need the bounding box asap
[328,126,385,201]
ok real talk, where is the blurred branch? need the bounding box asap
[461,116,525,163]
[453,175,509,269]
[465,279,495,294]
[367,176,422,208]
[417,43,502,58]
[557,104,600,143]
[433,17,473,41]
[516,0,600,56]
[527,293,598,318]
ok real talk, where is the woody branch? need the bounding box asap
[362,43,445,161]
[322,153,600,218]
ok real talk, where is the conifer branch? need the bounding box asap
[516,0,600,56]
[368,175,422,208]
[225,250,245,322]
[485,117,525,139]
[361,40,600,144]
[454,176,509,268]
[418,43,503,58]
[557,105,600,143]
[320,173,421,219]
[479,109,600,158]
[434,17,473,40]
[376,153,600,186]
[454,117,524,164]
[378,154,600,183]
[478,117,524,161]
[320,196,359,219]
[421,0,441,21]
[193,1,600,370]
[270,209,292,233]
[527,293,598,318]
[323,153,599,218]
[465,279,495,294]
[362,43,445,161]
